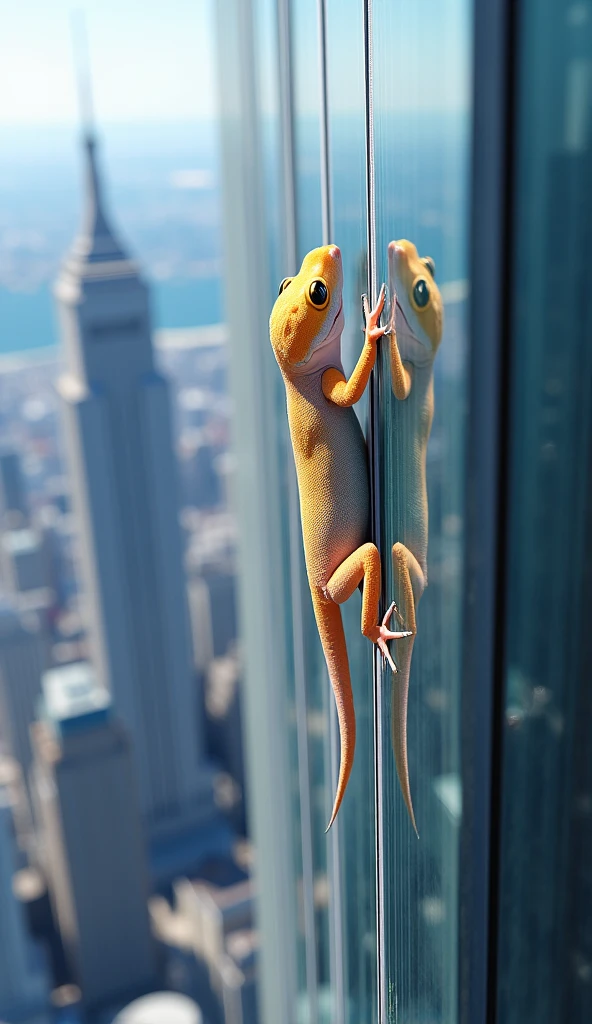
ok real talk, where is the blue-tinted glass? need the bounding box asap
[290,3,335,1019]
[325,3,378,1020]
[253,0,316,1013]
[248,2,473,1020]
[497,3,592,1022]
[292,0,324,257]
[372,1,472,1019]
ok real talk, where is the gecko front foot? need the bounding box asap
[370,603,412,673]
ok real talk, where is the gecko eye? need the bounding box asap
[422,257,436,278]
[278,277,293,295]
[411,278,431,310]
[307,279,329,309]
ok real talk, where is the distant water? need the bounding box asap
[0,286,56,353]
[0,278,224,354]
[0,121,224,354]
[0,114,469,355]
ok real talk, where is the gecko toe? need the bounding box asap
[377,637,397,674]
[392,602,405,627]
[382,601,410,634]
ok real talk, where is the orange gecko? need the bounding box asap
[269,244,411,830]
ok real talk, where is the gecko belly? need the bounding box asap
[292,404,370,588]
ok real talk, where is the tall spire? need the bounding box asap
[70,11,125,264]
[73,131,126,263]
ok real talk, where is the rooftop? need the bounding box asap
[1,528,41,555]
[42,661,110,735]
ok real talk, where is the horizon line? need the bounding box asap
[0,107,470,132]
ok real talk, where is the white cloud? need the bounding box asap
[170,169,214,190]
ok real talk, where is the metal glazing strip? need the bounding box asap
[277,0,320,1019]
[317,1,346,1018]
[328,681,345,1023]
[317,0,333,244]
[362,0,387,1019]
[288,468,321,1024]
[363,0,377,303]
[214,1,298,1017]
[278,0,298,271]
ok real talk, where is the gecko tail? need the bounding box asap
[312,592,356,832]
[391,636,419,838]
[324,659,355,831]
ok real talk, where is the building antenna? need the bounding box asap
[70,9,95,137]
[67,8,118,254]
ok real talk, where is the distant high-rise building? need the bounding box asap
[169,876,259,1024]
[32,662,157,1013]
[0,600,45,795]
[1,528,48,593]
[0,787,48,1021]
[54,132,212,830]
[205,651,245,806]
[0,450,28,528]
[183,443,222,510]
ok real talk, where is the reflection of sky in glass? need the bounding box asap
[288,0,469,116]
[372,1,471,1020]
[278,4,472,1020]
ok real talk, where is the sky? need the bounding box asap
[0,0,218,125]
[0,0,470,128]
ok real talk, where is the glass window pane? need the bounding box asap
[229,2,474,1021]
[291,2,335,1019]
[325,2,379,1020]
[292,0,324,257]
[497,3,592,1022]
[372,1,472,1018]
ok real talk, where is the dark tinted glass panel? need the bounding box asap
[497,3,592,1022]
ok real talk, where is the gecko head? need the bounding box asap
[269,244,344,372]
[388,240,443,366]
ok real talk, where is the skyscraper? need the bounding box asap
[0,786,48,1021]
[32,662,156,1013]
[54,132,211,829]
[0,450,28,528]
[0,600,45,795]
[1,528,47,593]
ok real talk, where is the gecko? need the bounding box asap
[386,239,444,835]
[269,244,412,830]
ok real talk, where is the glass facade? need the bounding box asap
[218,0,472,1020]
[496,2,592,1022]
[373,1,471,1018]
[216,1,592,1023]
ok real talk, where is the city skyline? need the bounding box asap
[0,75,246,1019]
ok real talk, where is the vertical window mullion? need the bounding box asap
[461,1,515,1023]
[362,0,386,1018]
[316,2,346,1019]
[214,2,299,1020]
[277,0,320,1020]
[317,0,333,244]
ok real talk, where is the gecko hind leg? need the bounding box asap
[326,543,411,673]
[391,542,426,836]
